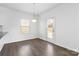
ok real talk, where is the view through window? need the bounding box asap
[47,17,55,39]
[20,19,29,33]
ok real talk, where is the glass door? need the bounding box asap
[47,17,55,39]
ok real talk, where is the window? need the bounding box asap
[47,18,55,39]
[20,19,29,33]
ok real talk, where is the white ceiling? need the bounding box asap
[0,3,61,15]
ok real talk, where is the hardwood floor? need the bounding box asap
[0,38,78,56]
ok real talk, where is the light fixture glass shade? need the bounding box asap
[32,19,37,23]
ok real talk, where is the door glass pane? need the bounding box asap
[47,18,55,39]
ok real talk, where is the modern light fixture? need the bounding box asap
[32,3,37,23]
[32,18,37,22]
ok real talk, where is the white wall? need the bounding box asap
[0,6,38,44]
[39,4,79,52]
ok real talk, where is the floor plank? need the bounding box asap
[0,38,78,56]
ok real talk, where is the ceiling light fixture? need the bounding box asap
[32,3,37,23]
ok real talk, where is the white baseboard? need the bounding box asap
[4,37,37,44]
[0,44,4,52]
[39,37,79,53]
[0,37,79,54]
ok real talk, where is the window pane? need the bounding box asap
[21,19,29,26]
[20,19,29,33]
